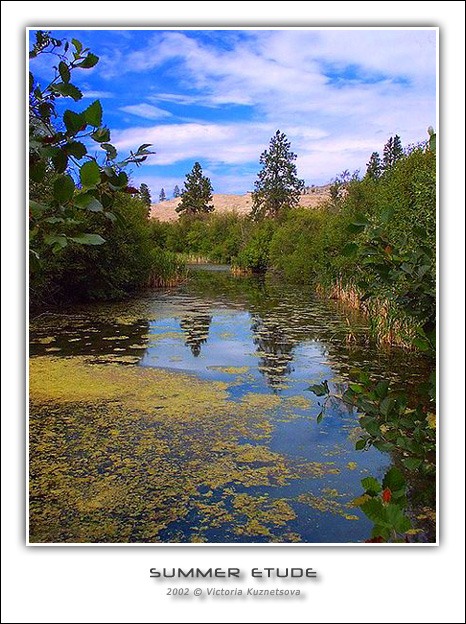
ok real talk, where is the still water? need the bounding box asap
[29,267,432,543]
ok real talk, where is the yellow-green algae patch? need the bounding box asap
[29,356,230,415]
[207,365,250,375]
[284,395,312,410]
[29,356,308,543]
[297,492,359,521]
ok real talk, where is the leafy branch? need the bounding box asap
[29,31,154,262]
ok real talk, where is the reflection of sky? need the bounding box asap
[140,311,260,378]
[139,299,393,543]
[140,308,339,396]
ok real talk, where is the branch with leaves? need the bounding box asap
[29,31,154,264]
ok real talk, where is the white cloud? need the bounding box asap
[82,90,113,99]
[112,121,277,165]
[119,30,435,113]
[119,103,172,119]
[103,29,436,190]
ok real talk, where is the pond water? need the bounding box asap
[29,267,433,543]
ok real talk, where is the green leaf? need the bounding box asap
[29,201,47,217]
[80,160,100,188]
[355,439,367,451]
[44,234,68,251]
[52,149,68,173]
[83,100,102,127]
[360,498,387,525]
[52,150,68,174]
[385,504,411,533]
[29,71,34,93]
[58,61,70,83]
[74,192,103,213]
[412,337,431,352]
[71,38,83,54]
[104,211,117,223]
[373,441,393,453]
[357,371,370,385]
[361,477,382,495]
[38,102,53,120]
[402,457,422,471]
[359,416,380,437]
[53,175,75,203]
[65,141,87,159]
[342,242,358,256]
[77,53,99,68]
[101,143,117,160]
[86,198,104,212]
[63,110,85,134]
[74,192,94,208]
[374,380,390,399]
[30,160,46,183]
[91,127,111,143]
[347,220,368,234]
[308,382,329,397]
[382,467,405,492]
[108,171,128,189]
[349,383,364,394]
[51,82,83,101]
[380,397,395,417]
[70,233,105,245]
[316,411,324,424]
[371,525,390,540]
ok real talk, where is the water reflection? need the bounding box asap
[251,314,295,388]
[180,311,212,357]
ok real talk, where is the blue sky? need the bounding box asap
[29,28,436,198]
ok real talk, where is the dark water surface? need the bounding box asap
[30,267,432,543]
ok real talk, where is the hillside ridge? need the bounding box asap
[150,186,331,221]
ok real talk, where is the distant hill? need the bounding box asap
[149,186,331,222]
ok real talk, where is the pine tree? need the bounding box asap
[383,135,403,171]
[251,130,304,219]
[139,183,152,208]
[159,188,166,202]
[173,185,181,198]
[176,162,214,216]
[365,152,382,180]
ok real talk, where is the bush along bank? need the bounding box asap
[157,135,435,351]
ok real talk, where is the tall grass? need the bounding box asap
[147,248,188,288]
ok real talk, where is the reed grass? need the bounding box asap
[318,280,420,349]
[147,249,188,288]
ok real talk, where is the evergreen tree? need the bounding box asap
[251,130,304,219]
[139,183,152,209]
[383,135,403,171]
[173,185,181,198]
[159,188,166,202]
[365,152,382,180]
[176,162,214,216]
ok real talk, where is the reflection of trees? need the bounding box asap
[251,315,295,388]
[180,312,212,357]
